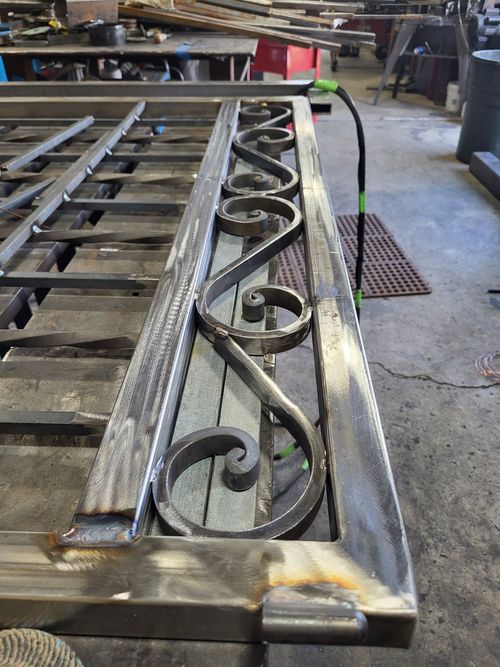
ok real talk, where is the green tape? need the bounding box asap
[313,79,339,93]
[301,459,310,471]
[359,191,366,214]
[277,443,297,459]
[355,289,362,309]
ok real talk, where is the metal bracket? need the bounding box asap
[262,589,368,645]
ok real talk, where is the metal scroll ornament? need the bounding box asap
[153,105,327,539]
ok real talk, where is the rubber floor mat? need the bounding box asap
[278,213,432,298]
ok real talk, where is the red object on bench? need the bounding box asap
[252,39,321,79]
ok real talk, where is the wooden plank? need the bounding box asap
[274,0,362,9]
[250,22,375,44]
[182,0,334,26]
[169,231,244,525]
[204,260,269,530]
[119,4,314,48]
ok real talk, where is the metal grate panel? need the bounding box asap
[278,213,431,298]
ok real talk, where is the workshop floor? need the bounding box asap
[270,52,500,666]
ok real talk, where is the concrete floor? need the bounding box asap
[269,53,500,666]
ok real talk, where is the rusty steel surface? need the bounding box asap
[55,0,118,27]
[0,87,416,648]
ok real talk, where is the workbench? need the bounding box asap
[0,32,258,81]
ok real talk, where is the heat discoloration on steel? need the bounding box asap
[267,573,358,592]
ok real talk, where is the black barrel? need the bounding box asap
[456,50,500,163]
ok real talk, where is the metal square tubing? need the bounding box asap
[67,101,240,542]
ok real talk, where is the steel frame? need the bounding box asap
[0,90,416,648]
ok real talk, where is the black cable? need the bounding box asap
[273,80,367,496]
[313,80,366,319]
[273,466,308,501]
[335,86,366,320]
[273,417,320,461]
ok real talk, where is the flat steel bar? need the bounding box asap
[32,230,175,244]
[0,410,107,436]
[292,96,416,607]
[0,99,219,120]
[0,179,55,215]
[67,101,240,543]
[0,330,138,348]
[87,173,197,185]
[0,102,145,269]
[0,116,94,173]
[0,150,206,164]
[0,272,158,290]
[0,172,58,184]
[62,198,186,213]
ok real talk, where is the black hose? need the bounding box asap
[273,416,320,461]
[313,80,366,319]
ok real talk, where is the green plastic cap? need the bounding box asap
[313,79,339,93]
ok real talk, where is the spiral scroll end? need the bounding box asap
[242,289,266,322]
[223,445,261,492]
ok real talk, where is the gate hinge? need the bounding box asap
[262,589,368,645]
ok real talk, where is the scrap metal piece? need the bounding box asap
[475,351,500,382]
[55,0,118,27]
